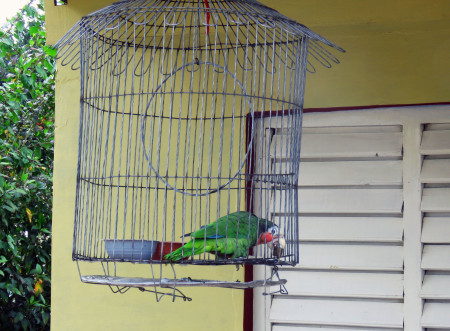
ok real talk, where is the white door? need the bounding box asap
[254,105,450,331]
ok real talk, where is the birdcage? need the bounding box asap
[55,0,343,300]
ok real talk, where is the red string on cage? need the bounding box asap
[204,0,210,34]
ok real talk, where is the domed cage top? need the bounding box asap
[55,0,343,296]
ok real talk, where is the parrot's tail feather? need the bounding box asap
[164,240,206,261]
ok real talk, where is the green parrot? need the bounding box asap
[164,211,279,261]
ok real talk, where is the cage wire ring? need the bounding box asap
[140,60,255,197]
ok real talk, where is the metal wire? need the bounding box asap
[56,0,342,294]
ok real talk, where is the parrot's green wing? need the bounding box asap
[164,237,252,261]
[188,211,258,239]
[215,237,254,258]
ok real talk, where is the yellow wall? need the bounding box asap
[264,0,450,108]
[45,0,450,330]
[52,73,245,329]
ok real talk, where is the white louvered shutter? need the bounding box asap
[420,124,450,329]
[253,106,450,331]
[270,125,404,330]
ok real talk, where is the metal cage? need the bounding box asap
[55,0,343,298]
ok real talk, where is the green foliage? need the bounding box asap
[0,1,54,329]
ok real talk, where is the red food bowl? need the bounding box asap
[152,242,183,261]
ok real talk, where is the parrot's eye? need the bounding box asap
[269,226,279,236]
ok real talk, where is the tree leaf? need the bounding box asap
[44,46,57,57]
[35,65,47,79]
[21,172,29,182]
[21,318,30,330]
[15,20,25,33]
[14,188,27,196]
[14,312,24,323]
[34,279,43,295]
[33,147,42,159]
[29,25,39,36]
[0,37,13,47]
[20,147,33,159]
[6,200,18,211]
[26,208,32,223]
[6,108,20,123]
[42,143,52,150]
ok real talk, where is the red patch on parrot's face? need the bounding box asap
[258,232,274,245]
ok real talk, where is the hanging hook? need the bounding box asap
[138,287,192,302]
[262,266,288,296]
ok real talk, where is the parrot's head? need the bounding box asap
[257,223,280,245]
[257,224,286,257]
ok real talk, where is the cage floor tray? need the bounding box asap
[81,275,286,289]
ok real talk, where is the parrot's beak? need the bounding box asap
[271,234,286,258]
[257,232,286,258]
[271,234,285,246]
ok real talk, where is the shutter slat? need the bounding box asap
[420,130,450,155]
[421,218,450,243]
[270,297,403,328]
[281,189,403,215]
[421,274,450,299]
[273,325,401,331]
[420,159,450,183]
[302,126,401,134]
[298,217,403,243]
[424,123,450,131]
[296,161,402,186]
[421,188,450,212]
[297,243,403,271]
[422,302,450,328]
[299,132,403,159]
[270,132,402,159]
[421,245,450,270]
[277,270,403,299]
